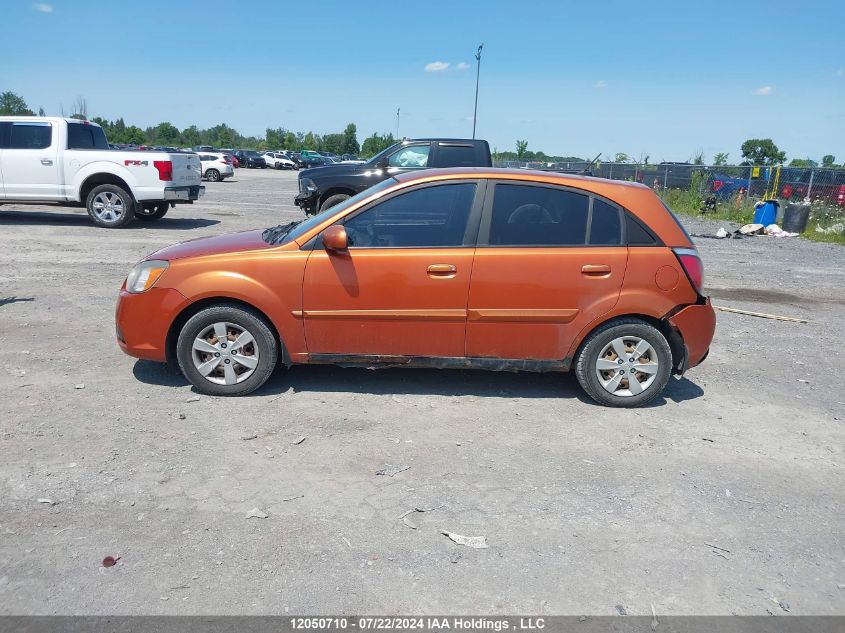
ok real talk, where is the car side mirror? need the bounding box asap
[323,225,348,251]
[376,157,388,169]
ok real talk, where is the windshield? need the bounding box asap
[280,178,399,244]
[244,150,260,157]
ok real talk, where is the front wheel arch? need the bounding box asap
[165,297,289,367]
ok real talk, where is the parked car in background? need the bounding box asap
[0,116,203,227]
[297,150,325,169]
[116,167,714,407]
[341,154,364,163]
[295,138,493,214]
[233,150,266,169]
[199,153,234,182]
[262,152,297,170]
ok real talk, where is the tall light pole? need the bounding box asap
[472,43,484,139]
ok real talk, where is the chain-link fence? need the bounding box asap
[493,160,845,210]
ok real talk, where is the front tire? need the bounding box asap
[205,169,221,182]
[575,318,672,407]
[176,304,279,396]
[86,184,135,228]
[319,193,351,212]
[136,203,169,221]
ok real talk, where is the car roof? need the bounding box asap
[394,167,649,191]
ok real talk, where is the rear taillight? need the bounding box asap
[153,160,173,181]
[673,247,704,294]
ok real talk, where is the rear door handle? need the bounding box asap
[41,159,53,166]
[427,264,457,277]
[581,264,611,276]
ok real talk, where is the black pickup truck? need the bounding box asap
[294,138,492,215]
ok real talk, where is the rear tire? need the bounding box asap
[176,304,279,396]
[136,203,169,221]
[86,184,135,228]
[320,193,351,212]
[575,318,672,408]
[205,169,221,182]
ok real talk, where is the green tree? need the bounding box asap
[283,132,296,150]
[360,132,396,158]
[38,107,45,116]
[0,91,33,115]
[302,131,318,150]
[151,122,181,145]
[789,157,817,168]
[822,154,835,168]
[516,139,529,160]
[181,125,201,148]
[692,150,705,165]
[342,123,359,155]
[614,152,630,163]
[712,152,729,166]
[740,138,786,165]
[124,126,146,145]
[265,127,286,150]
[322,133,345,154]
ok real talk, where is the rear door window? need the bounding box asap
[588,199,622,245]
[437,144,478,167]
[67,123,109,149]
[487,184,589,246]
[8,122,52,149]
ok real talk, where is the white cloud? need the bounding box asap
[424,61,449,72]
[594,80,608,89]
[33,3,53,12]
[755,85,773,95]
[456,62,470,71]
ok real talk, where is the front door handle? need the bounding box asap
[41,159,53,166]
[427,264,457,278]
[581,264,611,276]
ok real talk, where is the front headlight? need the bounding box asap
[125,260,169,294]
[300,178,317,194]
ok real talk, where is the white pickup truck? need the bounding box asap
[0,116,204,228]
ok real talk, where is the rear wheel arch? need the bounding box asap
[571,313,685,373]
[79,173,134,205]
[165,297,289,367]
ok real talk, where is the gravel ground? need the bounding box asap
[1,169,843,615]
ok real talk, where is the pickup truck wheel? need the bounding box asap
[176,304,279,396]
[205,169,221,182]
[136,203,169,221]
[86,185,135,228]
[320,194,351,212]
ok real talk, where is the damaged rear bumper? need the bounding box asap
[666,297,716,372]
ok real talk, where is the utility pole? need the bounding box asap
[472,43,484,139]
[396,107,400,140]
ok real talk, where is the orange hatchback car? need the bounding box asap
[116,168,715,407]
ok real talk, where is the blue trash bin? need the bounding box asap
[753,200,779,225]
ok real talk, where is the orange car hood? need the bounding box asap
[149,230,273,261]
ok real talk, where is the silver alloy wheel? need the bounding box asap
[595,336,659,397]
[91,192,125,223]
[191,321,259,385]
